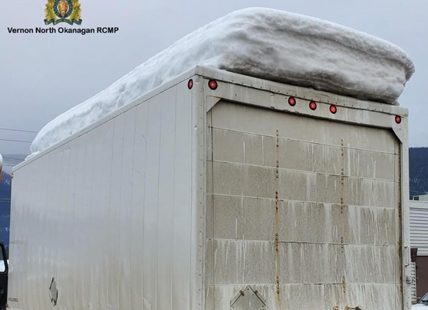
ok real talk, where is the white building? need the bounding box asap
[410,199,428,301]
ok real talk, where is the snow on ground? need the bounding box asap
[27,7,414,159]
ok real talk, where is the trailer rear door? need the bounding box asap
[205,98,402,310]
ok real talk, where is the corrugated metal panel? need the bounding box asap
[411,262,417,304]
[410,201,428,256]
[206,100,402,310]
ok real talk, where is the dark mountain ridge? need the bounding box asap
[0,172,11,248]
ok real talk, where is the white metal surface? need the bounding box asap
[410,201,428,256]
[200,67,410,310]
[8,80,199,310]
[8,66,410,310]
[205,99,402,309]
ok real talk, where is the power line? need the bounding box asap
[2,156,26,161]
[0,138,32,144]
[410,189,427,192]
[3,163,22,166]
[410,189,428,194]
[0,127,38,134]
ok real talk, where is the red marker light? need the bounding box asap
[208,80,218,90]
[309,101,317,110]
[330,105,337,114]
[188,79,193,89]
[288,97,296,106]
[395,115,402,124]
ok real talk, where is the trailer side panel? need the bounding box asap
[8,82,197,310]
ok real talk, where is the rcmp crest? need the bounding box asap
[44,0,82,25]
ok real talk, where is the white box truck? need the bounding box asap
[6,7,415,310]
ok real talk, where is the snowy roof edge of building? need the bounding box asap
[28,7,415,158]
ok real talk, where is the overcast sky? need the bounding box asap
[0,0,427,170]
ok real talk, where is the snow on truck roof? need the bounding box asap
[27,7,415,159]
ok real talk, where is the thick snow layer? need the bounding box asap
[28,7,414,159]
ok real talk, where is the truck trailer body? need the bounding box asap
[8,66,411,309]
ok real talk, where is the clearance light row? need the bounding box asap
[288,96,337,114]
[188,79,402,124]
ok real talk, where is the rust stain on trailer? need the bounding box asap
[340,138,348,302]
[340,139,345,207]
[275,191,279,211]
[274,129,281,306]
[275,232,279,252]
[397,146,403,301]
[276,161,279,178]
